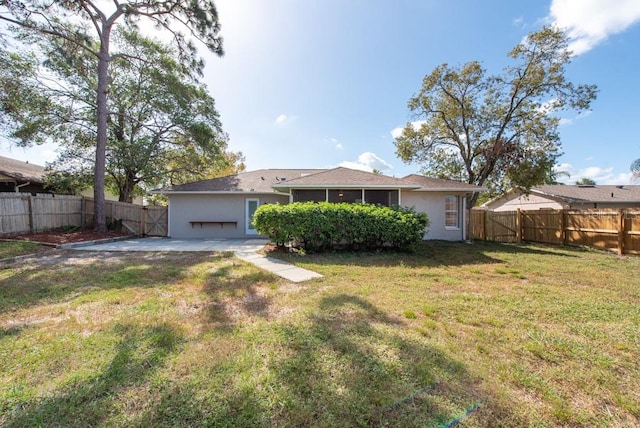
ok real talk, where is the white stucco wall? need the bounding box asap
[402,191,468,241]
[167,193,289,238]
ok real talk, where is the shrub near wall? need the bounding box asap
[253,202,429,252]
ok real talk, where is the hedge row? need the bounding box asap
[252,202,429,252]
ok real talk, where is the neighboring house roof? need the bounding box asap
[530,184,640,203]
[156,167,486,194]
[402,174,486,192]
[481,184,640,210]
[0,155,46,184]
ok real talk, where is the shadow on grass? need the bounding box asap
[266,293,514,426]
[202,263,279,332]
[118,293,521,427]
[2,322,183,428]
[268,240,581,269]
[0,251,219,315]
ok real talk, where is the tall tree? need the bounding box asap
[395,27,597,205]
[0,0,223,231]
[35,28,242,202]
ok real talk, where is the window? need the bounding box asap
[445,195,459,228]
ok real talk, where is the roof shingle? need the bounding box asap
[0,155,46,184]
[157,167,486,193]
[402,174,485,191]
[533,185,640,203]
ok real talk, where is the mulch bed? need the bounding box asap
[4,230,130,246]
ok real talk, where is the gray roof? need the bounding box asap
[0,155,46,184]
[157,167,486,194]
[272,167,417,188]
[159,169,325,193]
[402,174,486,192]
[532,184,640,203]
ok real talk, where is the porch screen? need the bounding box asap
[292,189,325,202]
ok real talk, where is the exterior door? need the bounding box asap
[245,198,259,235]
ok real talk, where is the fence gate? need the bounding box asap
[484,211,518,242]
[144,206,168,236]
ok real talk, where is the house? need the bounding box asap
[0,155,143,203]
[482,184,640,211]
[153,167,484,241]
[0,155,49,194]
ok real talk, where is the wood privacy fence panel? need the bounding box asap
[1,194,82,234]
[472,208,639,255]
[565,210,619,251]
[485,211,517,242]
[522,210,563,244]
[0,193,167,236]
[0,194,30,234]
[144,206,168,236]
[32,194,83,231]
[624,210,640,254]
[471,210,486,240]
[82,198,168,236]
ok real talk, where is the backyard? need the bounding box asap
[0,240,638,427]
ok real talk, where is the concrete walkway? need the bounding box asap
[64,237,323,283]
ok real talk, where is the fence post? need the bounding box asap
[28,195,35,233]
[617,209,625,256]
[141,205,147,237]
[561,209,567,246]
[81,197,85,228]
[483,210,488,241]
[516,209,522,243]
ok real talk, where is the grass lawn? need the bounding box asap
[0,242,638,427]
[0,241,50,259]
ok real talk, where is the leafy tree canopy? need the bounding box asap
[0,0,224,231]
[575,177,596,186]
[2,26,242,202]
[395,26,597,205]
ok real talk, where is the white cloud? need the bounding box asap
[275,114,288,125]
[554,162,633,184]
[390,120,427,139]
[559,110,591,126]
[330,138,343,150]
[340,152,393,173]
[548,0,640,55]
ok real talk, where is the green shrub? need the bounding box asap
[252,202,429,252]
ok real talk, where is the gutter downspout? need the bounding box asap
[462,195,468,240]
[15,182,30,192]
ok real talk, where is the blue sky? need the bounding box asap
[3,0,640,184]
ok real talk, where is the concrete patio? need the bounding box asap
[63,237,323,283]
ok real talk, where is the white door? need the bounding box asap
[245,198,259,235]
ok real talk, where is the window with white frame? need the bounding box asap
[445,195,459,228]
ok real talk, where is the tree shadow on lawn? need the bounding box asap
[267,293,517,427]
[2,322,183,428]
[112,293,522,427]
[268,240,580,269]
[0,251,222,316]
[202,263,280,332]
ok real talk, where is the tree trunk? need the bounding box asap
[118,176,136,203]
[93,24,112,232]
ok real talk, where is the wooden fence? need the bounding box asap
[0,193,167,236]
[471,208,640,255]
